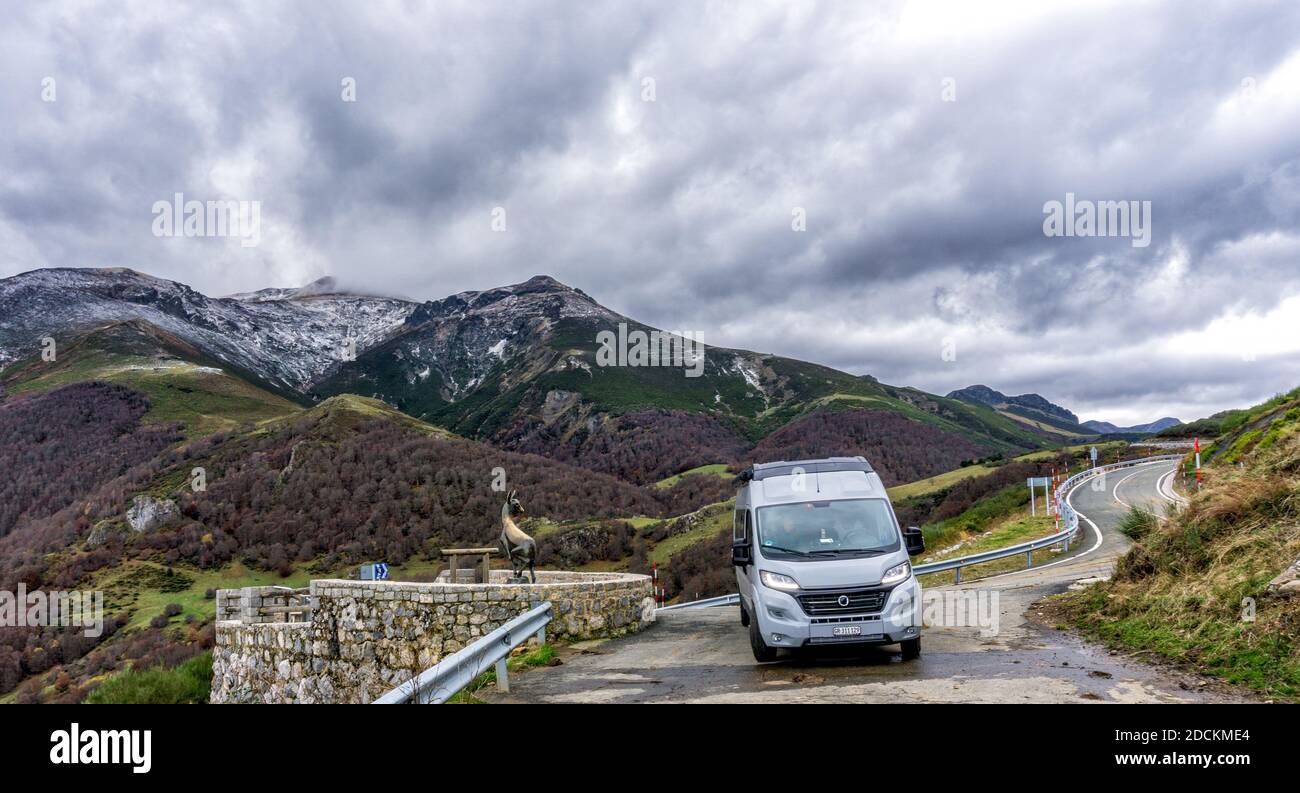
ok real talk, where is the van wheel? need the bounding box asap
[899,637,921,661]
[740,601,750,627]
[749,613,778,662]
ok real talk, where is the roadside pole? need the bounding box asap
[1195,437,1202,491]
[1027,476,1051,516]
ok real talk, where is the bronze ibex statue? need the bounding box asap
[499,489,537,583]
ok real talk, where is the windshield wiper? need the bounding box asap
[760,544,811,557]
[808,548,886,557]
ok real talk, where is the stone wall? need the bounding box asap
[212,571,652,704]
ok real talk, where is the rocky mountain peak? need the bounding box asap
[947,384,1080,425]
[408,274,618,328]
[228,276,330,302]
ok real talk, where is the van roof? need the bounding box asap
[746,456,875,481]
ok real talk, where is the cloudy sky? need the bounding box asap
[3,0,1300,425]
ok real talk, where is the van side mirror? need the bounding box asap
[903,527,925,556]
[731,541,751,567]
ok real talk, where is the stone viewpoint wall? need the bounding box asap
[212,571,652,704]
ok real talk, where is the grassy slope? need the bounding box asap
[998,408,1091,438]
[1,320,299,437]
[653,463,731,489]
[1056,397,1300,699]
[648,500,734,565]
[85,652,213,705]
[91,560,314,631]
[1158,386,1300,441]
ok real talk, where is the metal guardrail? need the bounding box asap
[373,602,552,704]
[657,593,740,611]
[912,454,1184,582]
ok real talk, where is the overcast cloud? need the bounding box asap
[3,0,1300,425]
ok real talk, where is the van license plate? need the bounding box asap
[832,626,862,637]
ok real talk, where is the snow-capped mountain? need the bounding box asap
[0,266,1062,486]
[0,268,416,392]
[332,275,628,402]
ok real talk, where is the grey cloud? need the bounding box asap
[2,0,1300,424]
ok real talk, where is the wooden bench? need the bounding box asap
[441,547,497,584]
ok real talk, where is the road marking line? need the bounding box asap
[1156,469,1188,506]
[1113,465,1166,517]
[1111,468,1143,510]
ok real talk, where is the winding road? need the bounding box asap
[484,460,1247,703]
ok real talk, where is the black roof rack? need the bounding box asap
[737,456,874,483]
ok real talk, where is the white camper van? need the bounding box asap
[731,457,925,662]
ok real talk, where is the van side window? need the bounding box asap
[744,510,753,542]
[733,508,745,541]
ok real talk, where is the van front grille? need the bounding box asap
[796,587,891,617]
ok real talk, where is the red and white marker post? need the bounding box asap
[1194,437,1202,490]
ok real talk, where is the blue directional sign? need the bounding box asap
[360,563,390,581]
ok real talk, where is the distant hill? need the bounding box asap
[946,384,1087,437]
[1081,417,1182,435]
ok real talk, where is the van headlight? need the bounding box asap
[880,561,911,586]
[759,570,800,592]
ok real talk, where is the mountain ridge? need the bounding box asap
[944,383,1088,438]
[1081,417,1182,434]
[1,267,1064,483]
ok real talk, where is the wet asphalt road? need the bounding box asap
[485,461,1247,703]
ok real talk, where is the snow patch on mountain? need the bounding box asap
[0,268,417,390]
[732,355,765,395]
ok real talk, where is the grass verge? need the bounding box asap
[85,652,213,704]
[447,644,558,704]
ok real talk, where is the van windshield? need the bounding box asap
[756,499,900,559]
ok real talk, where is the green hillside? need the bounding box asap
[1,320,299,437]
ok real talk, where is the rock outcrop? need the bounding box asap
[126,495,179,533]
[1266,555,1300,597]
